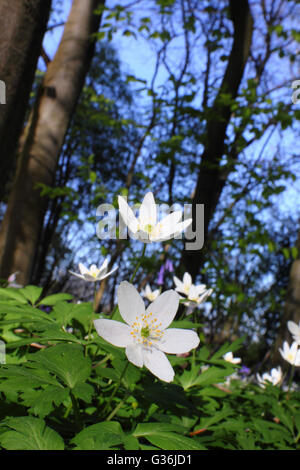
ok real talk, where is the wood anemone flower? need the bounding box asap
[223,351,241,364]
[256,367,282,388]
[287,320,300,345]
[141,284,161,302]
[279,341,300,366]
[69,259,118,282]
[118,191,192,243]
[94,281,200,382]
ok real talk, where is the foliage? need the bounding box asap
[0,285,299,450]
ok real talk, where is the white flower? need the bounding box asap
[118,192,192,243]
[141,284,161,302]
[256,367,282,388]
[287,320,300,345]
[174,272,193,296]
[7,271,23,288]
[94,281,200,382]
[69,259,118,282]
[174,272,212,309]
[184,285,213,306]
[223,351,241,364]
[279,341,300,366]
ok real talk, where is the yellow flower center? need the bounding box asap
[287,353,295,363]
[144,224,154,234]
[130,312,164,347]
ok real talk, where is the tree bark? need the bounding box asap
[273,225,300,363]
[182,0,253,278]
[0,0,104,285]
[0,0,52,201]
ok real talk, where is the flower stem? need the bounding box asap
[64,390,80,423]
[102,361,130,417]
[288,364,295,395]
[129,243,147,283]
[87,282,97,341]
[106,391,130,422]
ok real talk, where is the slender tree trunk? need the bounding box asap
[273,225,300,363]
[0,0,104,285]
[0,0,52,201]
[182,0,253,278]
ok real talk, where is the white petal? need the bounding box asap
[69,270,85,281]
[126,343,144,368]
[171,218,193,238]
[194,283,207,295]
[295,349,300,366]
[118,195,139,233]
[288,321,300,337]
[94,319,131,347]
[151,211,183,241]
[143,347,174,382]
[159,211,183,231]
[146,290,179,329]
[78,263,89,275]
[89,264,98,273]
[159,328,200,354]
[223,352,233,361]
[117,281,145,325]
[97,265,118,281]
[82,272,98,282]
[183,272,192,288]
[135,229,152,242]
[173,276,184,292]
[232,357,241,364]
[291,341,298,355]
[139,192,157,227]
[287,320,299,334]
[98,258,109,275]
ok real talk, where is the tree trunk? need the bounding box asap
[273,225,300,363]
[182,0,253,278]
[0,0,104,285]
[0,0,52,201]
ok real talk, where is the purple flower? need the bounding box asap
[239,365,251,376]
[165,259,174,273]
[157,265,165,285]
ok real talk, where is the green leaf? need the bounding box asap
[71,422,124,450]
[236,431,257,450]
[38,293,73,306]
[20,385,69,418]
[72,383,94,403]
[30,344,91,389]
[193,366,234,387]
[0,287,27,304]
[198,404,233,429]
[133,423,205,450]
[0,417,64,450]
[20,285,43,305]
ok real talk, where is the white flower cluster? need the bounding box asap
[67,192,211,383]
[279,321,300,366]
[255,320,300,389]
[141,272,213,310]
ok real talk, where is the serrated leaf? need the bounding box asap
[0,417,64,450]
[30,344,91,389]
[133,424,205,450]
[21,286,43,305]
[71,422,124,450]
[39,293,73,306]
[0,287,27,304]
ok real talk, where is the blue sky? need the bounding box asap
[41,0,300,235]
